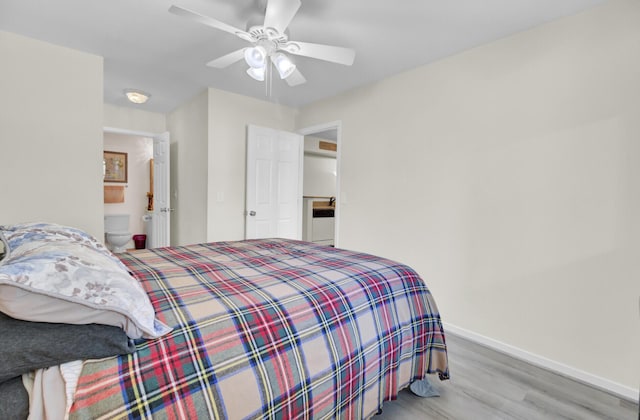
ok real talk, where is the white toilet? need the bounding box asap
[104,214,131,253]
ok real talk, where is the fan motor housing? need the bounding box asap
[248,26,288,46]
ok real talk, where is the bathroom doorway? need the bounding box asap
[298,122,341,247]
[103,127,171,249]
[103,132,153,251]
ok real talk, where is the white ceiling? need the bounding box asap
[0,0,606,114]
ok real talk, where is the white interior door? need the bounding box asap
[152,131,171,247]
[246,125,303,240]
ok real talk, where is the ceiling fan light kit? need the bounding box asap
[272,53,296,79]
[246,66,266,81]
[243,44,296,81]
[169,0,355,88]
[244,46,267,68]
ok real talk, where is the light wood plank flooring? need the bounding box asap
[378,333,639,419]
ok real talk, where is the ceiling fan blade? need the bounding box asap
[285,68,306,86]
[263,0,301,33]
[169,5,251,39]
[206,49,246,68]
[284,41,355,66]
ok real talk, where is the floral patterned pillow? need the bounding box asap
[0,223,171,340]
[1,222,110,254]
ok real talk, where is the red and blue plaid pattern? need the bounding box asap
[70,239,448,419]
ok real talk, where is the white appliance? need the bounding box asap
[303,198,335,246]
[142,212,153,248]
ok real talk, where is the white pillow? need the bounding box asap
[0,223,171,339]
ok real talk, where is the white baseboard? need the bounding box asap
[442,322,639,403]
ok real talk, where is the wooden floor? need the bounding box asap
[378,333,639,419]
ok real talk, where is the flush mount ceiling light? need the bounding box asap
[124,89,150,104]
[169,0,356,88]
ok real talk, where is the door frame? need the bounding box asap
[103,126,170,247]
[297,121,342,247]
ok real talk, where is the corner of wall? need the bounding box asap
[167,90,210,246]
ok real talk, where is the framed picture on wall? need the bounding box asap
[103,151,128,183]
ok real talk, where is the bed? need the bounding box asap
[0,223,448,419]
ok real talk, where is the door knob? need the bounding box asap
[249,211,256,216]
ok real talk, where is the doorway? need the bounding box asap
[103,127,171,249]
[103,131,153,250]
[298,122,341,247]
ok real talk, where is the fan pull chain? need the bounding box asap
[265,61,268,97]
[266,58,273,97]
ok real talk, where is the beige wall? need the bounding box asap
[0,31,104,239]
[297,0,640,392]
[167,91,209,246]
[104,104,166,134]
[303,155,337,197]
[207,88,297,241]
[165,88,296,245]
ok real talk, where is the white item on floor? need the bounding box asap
[142,212,153,249]
[409,378,440,398]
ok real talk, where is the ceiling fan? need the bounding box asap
[169,0,355,87]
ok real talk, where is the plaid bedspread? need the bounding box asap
[70,239,448,419]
